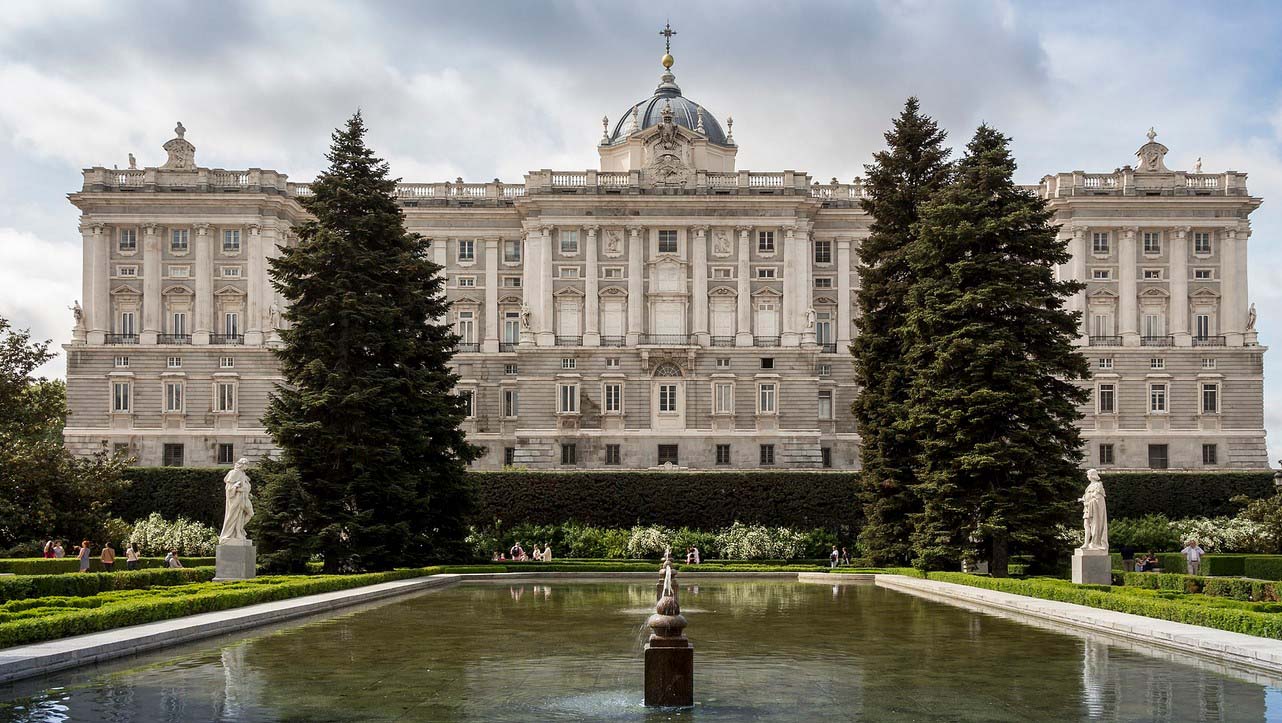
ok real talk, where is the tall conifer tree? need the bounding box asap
[263,113,478,572]
[852,98,952,565]
[902,125,1089,576]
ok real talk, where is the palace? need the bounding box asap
[63,44,1267,470]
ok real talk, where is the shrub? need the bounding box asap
[113,467,227,527]
[1202,555,1246,577]
[0,557,213,575]
[626,525,674,558]
[129,513,219,556]
[1103,472,1274,520]
[1109,515,1181,552]
[1233,494,1282,554]
[1244,557,1282,582]
[1170,517,1272,554]
[0,567,215,603]
[714,522,807,560]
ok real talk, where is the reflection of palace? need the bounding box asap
[62,34,1266,469]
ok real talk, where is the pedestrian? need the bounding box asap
[125,543,140,571]
[53,540,65,558]
[691,546,700,565]
[100,542,116,572]
[1181,539,1206,576]
[542,542,553,562]
[829,546,840,569]
[77,540,92,573]
[43,539,55,559]
[165,549,183,568]
[840,547,851,566]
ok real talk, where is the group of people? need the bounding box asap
[829,546,853,568]
[684,546,701,564]
[42,538,182,572]
[494,541,553,562]
[1119,539,1206,575]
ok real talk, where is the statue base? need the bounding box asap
[214,540,257,581]
[644,643,693,707]
[1071,548,1112,586]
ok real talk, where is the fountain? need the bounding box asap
[644,548,693,707]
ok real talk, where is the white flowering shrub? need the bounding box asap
[714,522,807,560]
[626,525,674,558]
[1170,516,1272,554]
[129,513,218,556]
[1055,524,1084,550]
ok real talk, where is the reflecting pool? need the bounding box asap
[2,580,1280,721]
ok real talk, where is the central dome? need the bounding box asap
[606,68,731,147]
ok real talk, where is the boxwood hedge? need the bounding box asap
[1102,471,1274,519]
[0,567,216,603]
[0,557,215,576]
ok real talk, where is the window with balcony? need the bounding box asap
[658,230,678,254]
[456,310,475,346]
[757,231,775,253]
[814,240,832,264]
[119,312,136,336]
[461,390,475,418]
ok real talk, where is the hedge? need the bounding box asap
[0,557,215,576]
[0,567,216,603]
[1244,557,1282,581]
[114,467,228,527]
[1102,472,1274,519]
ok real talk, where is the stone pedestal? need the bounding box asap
[1072,548,1112,586]
[644,644,693,708]
[215,540,257,581]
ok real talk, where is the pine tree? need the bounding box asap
[263,112,479,572]
[902,125,1089,576]
[851,98,952,565]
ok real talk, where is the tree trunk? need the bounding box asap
[990,534,1009,578]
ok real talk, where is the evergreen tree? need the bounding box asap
[851,98,952,565]
[263,112,479,572]
[902,125,1089,576]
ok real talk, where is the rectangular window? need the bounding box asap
[715,444,731,466]
[1201,383,1219,414]
[1195,314,1211,339]
[1201,358,1217,370]
[162,443,184,467]
[604,267,624,279]
[1099,443,1115,465]
[503,389,519,417]
[658,384,678,413]
[461,390,475,418]
[171,312,187,336]
[1142,314,1164,338]
[558,267,580,279]
[1097,383,1115,414]
[756,267,777,279]
[605,444,621,466]
[114,356,129,368]
[1148,444,1169,469]
[757,231,775,253]
[821,447,833,468]
[503,313,521,344]
[817,363,831,377]
[559,230,579,254]
[504,363,519,375]
[818,390,834,420]
[714,382,734,414]
[558,384,578,413]
[561,358,576,370]
[761,358,774,369]
[1194,269,1213,280]
[1150,358,1165,370]
[813,277,833,288]
[216,382,236,413]
[164,381,183,413]
[171,228,189,252]
[606,357,620,368]
[1143,231,1161,254]
[502,276,523,287]
[1092,232,1110,255]
[1092,269,1111,280]
[220,357,234,369]
[216,443,235,465]
[713,267,732,279]
[456,311,475,344]
[117,265,138,277]
[658,444,679,465]
[716,357,731,369]
[813,240,832,264]
[112,381,131,413]
[658,230,678,254]
[560,443,577,465]
[759,444,776,466]
[604,383,622,413]
[118,228,137,252]
[1149,383,1167,413]
[759,383,777,413]
[1097,358,1113,370]
[221,266,242,278]
[1143,269,1162,280]
[457,239,475,262]
[169,266,190,278]
[120,312,136,336]
[504,239,522,263]
[1194,232,1212,255]
[167,356,182,368]
[504,447,516,466]
[1203,443,1218,466]
[222,229,241,253]
[457,276,476,287]
[224,313,239,336]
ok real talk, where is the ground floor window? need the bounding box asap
[715,444,731,466]
[760,444,775,466]
[163,443,184,467]
[217,443,234,465]
[504,447,516,466]
[1098,443,1114,466]
[658,444,679,466]
[605,444,621,465]
[561,443,577,465]
[1148,444,1169,469]
[1202,443,1218,466]
[821,447,832,468]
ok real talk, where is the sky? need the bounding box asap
[1,0,1281,461]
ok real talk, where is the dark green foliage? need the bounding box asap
[901,125,1089,575]
[1108,514,1182,553]
[113,468,226,527]
[248,459,314,574]
[1106,472,1273,519]
[1244,557,1282,581]
[0,566,214,603]
[0,557,213,576]
[852,98,953,566]
[1203,555,1247,577]
[263,113,478,572]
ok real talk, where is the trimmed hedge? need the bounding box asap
[0,557,215,576]
[114,467,227,527]
[1244,557,1282,581]
[0,567,216,603]
[1102,472,1274,519]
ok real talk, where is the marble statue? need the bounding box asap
[1247,302,1257,331]
[268,302,282,331]
[519,302,532,330]
[1194,157,1202,174]
[805,307,817,330]
[128,153,137,170]
[1078,468,1108,551]
[712,230,731,256]
[69,300,83,327]
[219,458,254,543]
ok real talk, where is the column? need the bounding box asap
[798,225,814,347]
[537,226,555,347]
[1069,228,1087,340]
[483,237,500,353]
[836,237,852,350]
[519,231,537,346]
[262,225,283,345]
[1237,229,1251,342]
[1119,228,1138,346]
[1222,228,1246,345]
[781,225,800,347]
[583,226,600,346]
[432,237,449,330]
[735,226,752,346]
[1170,227,1190,346]
[626,226,644,345]
[244,224,263,345]
[691,226,709,345]
[80,223,101,343]
[193,224,213,345]
[141,223,161,344]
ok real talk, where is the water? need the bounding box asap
[1,579,1280,722]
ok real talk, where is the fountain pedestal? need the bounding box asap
[644,549,694,708]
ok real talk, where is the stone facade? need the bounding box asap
[63,64,1268,471]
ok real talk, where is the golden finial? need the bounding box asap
[660,21,676,69]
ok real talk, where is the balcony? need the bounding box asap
[1088,336,1123,347]
[210,333,244,345]
[455,342,480,353]
[105,333,139,345]
[158,334,191,345]
[640,334,692,346]
[710,336,736,347]
[498,342,517,352]
[820,343,838,354]
[1193,335,1226,347]
[600,336,625,347]
[555,335,583,347]
[1141,335,1174,347]
[754,336,781,348]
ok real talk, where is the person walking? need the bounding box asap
[840,547,851,566]
[1181,539,1206,576]
[100,542,116,572]
[77,540,92,573]
[53,541,65,558]
[125,543,140,571]
[43,539,54,558]
[830,546,840,569]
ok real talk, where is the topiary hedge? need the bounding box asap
[113,467,228,527]
[1243,557,1282,582]
[0,567,216,603]
[1102,472,1275,519]
[0,557,214,575]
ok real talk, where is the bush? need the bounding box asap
[1170,517,1272,554]
[1103,472,1274,520]
[0,557,214,575]
[1203,555,1246,577]
[1109,515,1181,553]
[129,513,219,556]
[0,567,215,603]
[112,467,226,528]
[714,522,807,560]
[1244,557,1282,581]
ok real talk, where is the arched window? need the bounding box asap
[653,363,683,377]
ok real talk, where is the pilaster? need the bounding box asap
[1070,226,1088,341]
[84,222,108,344]
[193,223,213,345]
[584,226,600,346]
[1170,226,1190,346]
[141,223,161,344]
[627,225,644,345]
[519,231,538,347]
[691,225,709,346]
[537,226,555,347]
[735,226,752,346]
[781,225,800,347]
[483,237,500,353]
[244,224,264,345]
[1119,227,1138,346]
[836,237,852,349]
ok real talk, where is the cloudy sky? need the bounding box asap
[2,0,1281,460]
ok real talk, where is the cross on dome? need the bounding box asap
[660,21,677,69]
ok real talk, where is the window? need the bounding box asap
[504,239,522,263]
[760,358,774,369]
[457,239,475,262]
[118,228,137,252]
[1142,314,1164,338]
[1194,269,1213,280]
[1149,383,1167,413]
[1142,231,1161,254]
[163,381,184,413]
[814,240,832,264]
[560,443,577,465]
[1142,269,1162,280]
[461,390,475,418]
[222,229,241,253]
[1097,383,1115,414]
[756,267,777,279]
[117,265,138,277]
[503,313,521,345]
[167,356,182,368]
[758,383,777,413]
[606,444,621,466]
[171,312,187,336]
[1092,232,1110,255]
[1097,358,1113,370]
[558,267,580,279]
[221,313,237,337]
[503,389,519,418]
[1201,358,1217,370]
[169,266,191,278]
[456,276,476,288]
[215,382,237,412]
[559,230,579,254]
[757,231,775,253]
[504,363,519,375]
[456,310,475,344]
[821,447,833,469]
[1201,383,1219,414]
[1203,443,1218,466]
[818,390,834,420]
[503,276,523,287]
[603,267,624,279]
[119,312,136,336]
[1150,358,1165,370]
[1099,444,1115,466]
[504,447,516,466]
[658,230,678,254]
[1092,269,1112,280]
[658,444,679,465]
[601,357,618,369]
[114,356,129,368]
[561,358,576,370]
[814,277,833,288]
[162,444,184,467]
[558,384,578,413]
[658,384,678,413]
[1194,232,1212,255]
[171,228,189,253]
[713,267,732,279]
[817,363,831,377]
[112,381,131,413]
[220,357,234,369]
[1196,314,1211,339]
[714,382,734,414]
[1148,444,1169,469]
[716,444,731,466]
[759,444,776,466]
[716,358,731,369]
[217,443,235,465]
[604,383,622,413]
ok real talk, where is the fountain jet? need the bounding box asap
[644,548,693,707]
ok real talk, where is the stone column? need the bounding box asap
[1237,228,1251,343]
[1067,227,1087,339]
[244,224,264,345]
[262,225,283,346]
[1222,228,1246,345]
[798,225,814,348]
[781,225,800,347]
[1170,227,1190,346]
[584,226,600,346]
[483,237,500,353]
[519,231,537,346]
[538,226,555,347]
[691,226,709,346]
[141,223,161,344]
[81,222,105,343]
[193,224,213,345]
[735,226,752,346]
[431,237,449,329]
[836,237,852,351]
[627,226,644,345]
[1119,228,1138,346]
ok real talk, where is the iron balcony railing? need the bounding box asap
[754,336,781,347]
[157,334,191,345]
[600,336,626,347]
[455,342,480,353]
[1141,335,1174,347]
[210,333,244,345]
[555,335,583,347]
[1088,335,1123,347]
[1193,335,1226,347]
[105,333,139,345]
[640,334,692,345]
[820,343,837,354]
[710,336,736,347]
[498,341,517,352]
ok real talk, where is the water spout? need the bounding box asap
[644,548,694,707]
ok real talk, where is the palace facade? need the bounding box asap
[63,53,1268,470]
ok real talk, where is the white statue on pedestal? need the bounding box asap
[219,458,254,543]
[1078,468,1108,551]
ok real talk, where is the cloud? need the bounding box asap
[0,228,78,380]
